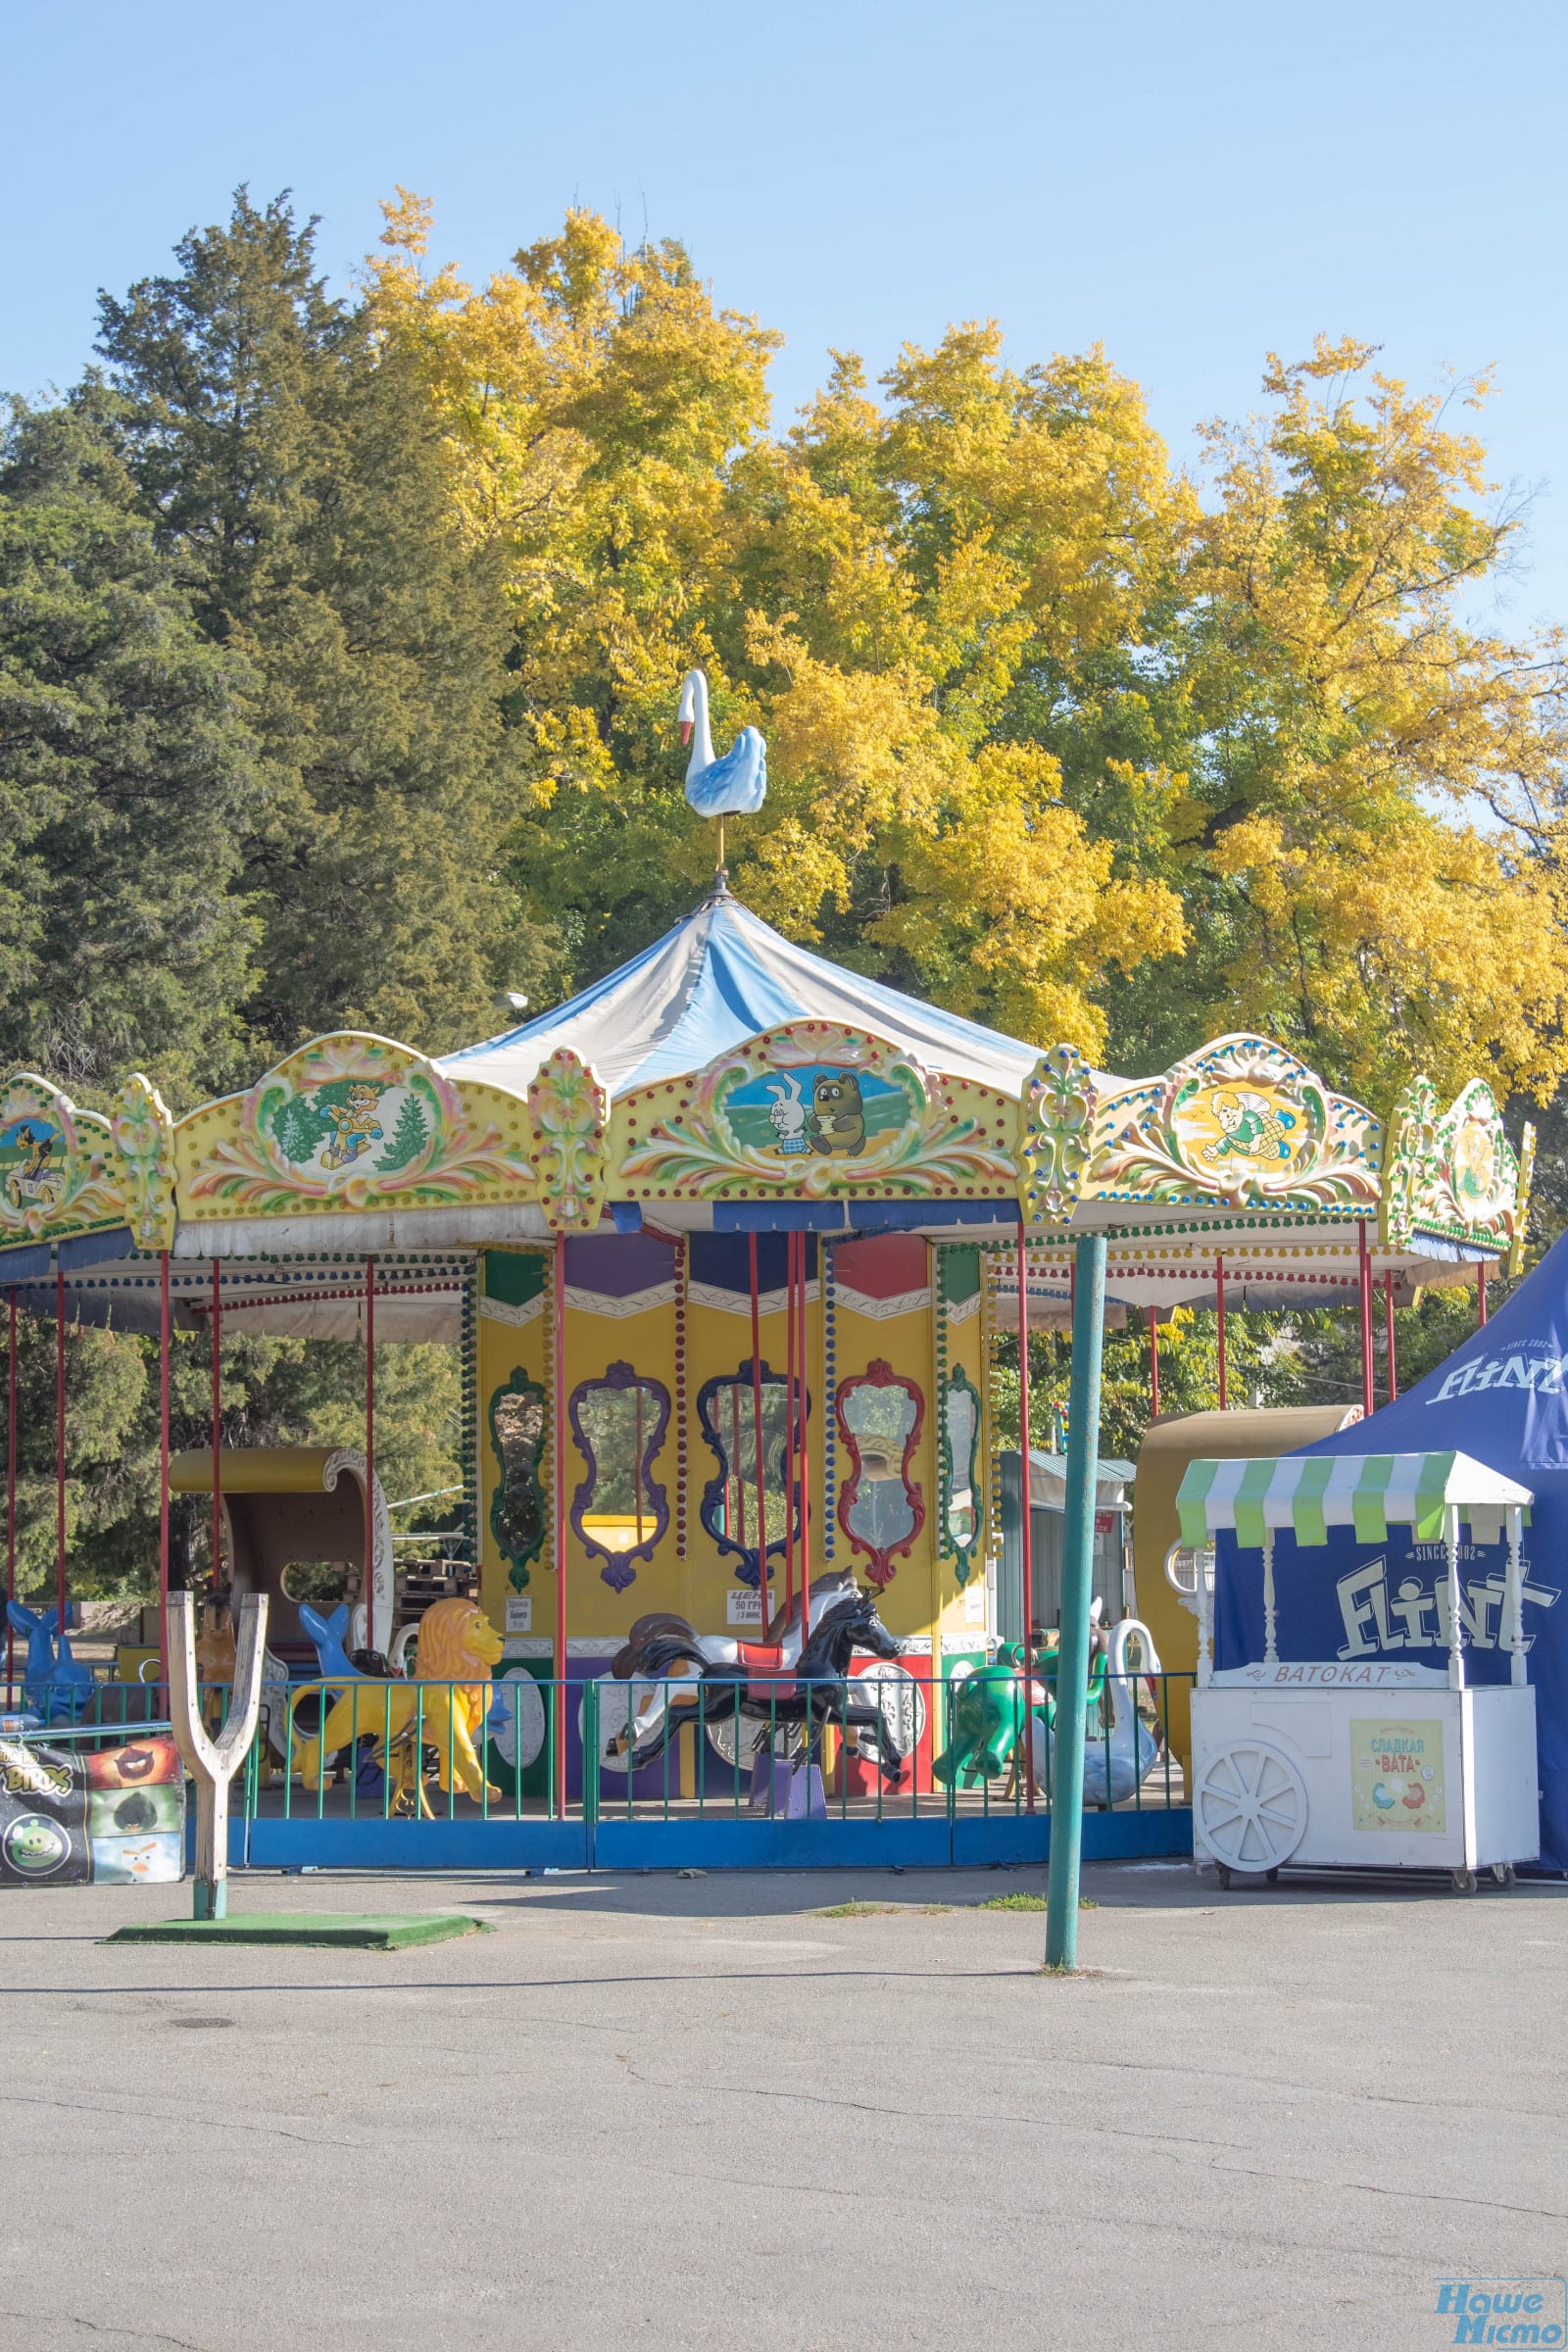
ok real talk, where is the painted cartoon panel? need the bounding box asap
[612,1022,1017,1200]
[1077,1035,1382,1210]
[0,1074,125,1250]
[173,1033,539,1221]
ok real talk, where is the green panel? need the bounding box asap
[939,1244,981,1306]
[108,1912,491,1948]
[483,1249,546,1308]
[1291,1456,1334,1547]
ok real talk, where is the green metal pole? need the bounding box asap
[1045,1232,1106,1970]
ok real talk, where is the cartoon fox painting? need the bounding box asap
[321,1083,385,1170]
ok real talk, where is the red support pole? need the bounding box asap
[798,1233,811,1652]
[1016,1231,1035,1814]
[1357,1220,1375,1420]
[784,1230,797,1618]
[1384,1275,1397,1403]
[749,1233,767,1626]
[365,1254,375,1651]
[553,1232,567,1814]
[211,1261,222,1592]
[55,1266,66,1629]
[1477,1262,1489,1328]
[1148,1306,1160,1421]
[6,1289,16,1696]
[159,1253,171,1697]
[1215,1254,1227,1411]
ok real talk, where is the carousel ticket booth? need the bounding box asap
[0,886,1537,1864]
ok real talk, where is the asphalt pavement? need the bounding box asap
[0,1860,1561,2351]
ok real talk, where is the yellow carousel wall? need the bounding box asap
[473,1234,992,1672]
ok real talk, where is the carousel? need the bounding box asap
[0,676,1535,1855]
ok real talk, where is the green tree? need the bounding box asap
[0,389,260,1102]
[97,190,528,1057]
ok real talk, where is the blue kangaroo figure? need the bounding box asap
[5,1600,95,1722]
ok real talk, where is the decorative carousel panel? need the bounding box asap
[172,1033,538,1222]
[525,1047,609,1232]
[1018,1045,1099,1228]
[612,1021,1017,1202]
[1077,1034,1382,1212]
[109,1073,176,1251]
[1383,1074,1520,1251]
[0,1072,126,1251]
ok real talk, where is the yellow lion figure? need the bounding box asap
[295,1598,505,1816]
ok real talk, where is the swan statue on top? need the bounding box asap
[677,668,767,816]
[1030,1616,1163,1808]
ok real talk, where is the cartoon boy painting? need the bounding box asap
[1200,1089,1297,1166]
[320,1084,385,1170]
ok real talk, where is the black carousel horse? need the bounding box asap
[607,1574,908,1782]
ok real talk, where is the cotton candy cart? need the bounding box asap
[1177,1449,1540,1891]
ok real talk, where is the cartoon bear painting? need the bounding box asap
[805,1072,866,1156]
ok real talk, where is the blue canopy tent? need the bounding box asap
[1212,1228,1568,1870]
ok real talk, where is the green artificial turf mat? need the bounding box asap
[107,1911,491,1949]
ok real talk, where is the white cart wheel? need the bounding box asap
[1194,1740,1307,1875]
[1491,1862,1517,1889]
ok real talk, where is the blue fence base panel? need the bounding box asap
[223,1809,1193,1873]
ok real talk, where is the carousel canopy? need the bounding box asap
[443,887,1041,1100]
[0,877,1536,1332]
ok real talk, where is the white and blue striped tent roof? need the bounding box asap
[441,887,1046,1101]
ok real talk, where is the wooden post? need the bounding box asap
[1215,1254,1227,1410]
[1477,1262,1489,1328]
[167,1588,269,1921]
[1149,1305,1160,1421]
[1384,1276,1397,1403]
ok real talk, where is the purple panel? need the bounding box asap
[564,1232,675,1298]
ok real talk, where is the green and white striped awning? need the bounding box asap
[1176,1449,1533,1551]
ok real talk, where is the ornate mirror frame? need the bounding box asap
[488,1367,547,1592]
[696,1358,804,1591]
[568,1360,670,1592]
[834,1358,925,1590]
[938,1361,983,1586]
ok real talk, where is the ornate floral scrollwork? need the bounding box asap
[527,1047,608,1232]
[1380,1074,1439,1252]
[110,1072,176,1250]
[1018,1046,1099,1227]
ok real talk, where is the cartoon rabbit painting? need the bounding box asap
[766,1073,810,1155]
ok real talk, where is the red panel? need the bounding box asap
[835,1234,929,1300]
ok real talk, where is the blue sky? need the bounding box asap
[6,0,1567,630]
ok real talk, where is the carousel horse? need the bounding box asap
[932,1631,1106,1791]
[601,1570,908,1781]
[1029,1617,1163,1808]
[295,1597,504,1815]
[5,1601,94,1723]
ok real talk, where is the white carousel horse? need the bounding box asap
[1030,1617,1162,1808]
